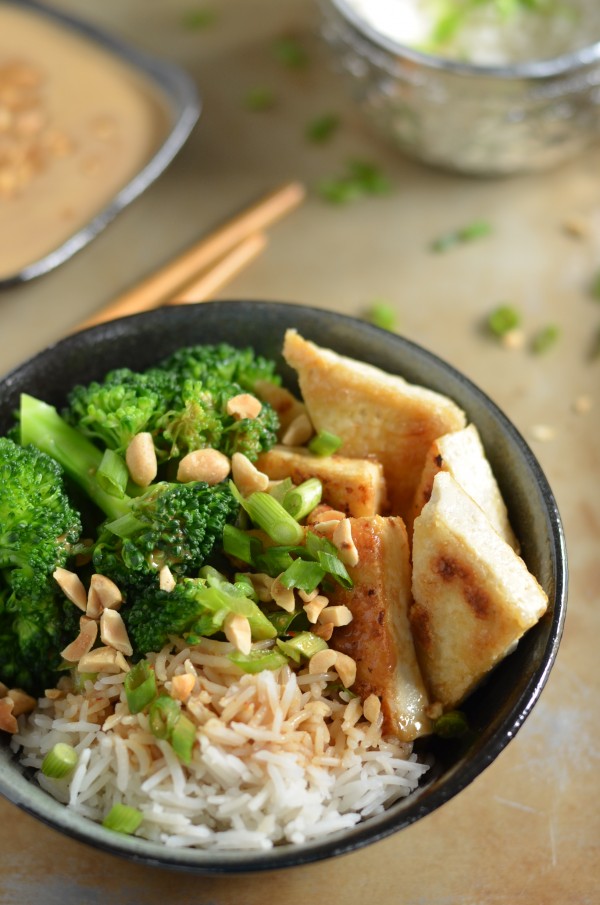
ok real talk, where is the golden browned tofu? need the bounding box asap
[283,330,466,522]
[410,472,548,710]
[328,515,431,741]
[256,446,387,517]
[409,423,519,550]
[254,380,306,435]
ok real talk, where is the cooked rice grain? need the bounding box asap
[12,638,429,849]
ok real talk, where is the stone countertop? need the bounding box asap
[0,2,598,903]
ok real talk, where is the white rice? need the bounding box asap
[346,0,600,66]
[11,637,429,850]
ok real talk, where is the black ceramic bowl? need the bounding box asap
[0,301,567,873]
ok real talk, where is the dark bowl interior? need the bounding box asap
[0,300,567,873]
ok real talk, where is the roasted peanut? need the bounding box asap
[176,448,230,484]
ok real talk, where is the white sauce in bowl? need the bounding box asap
[343,0,600,65]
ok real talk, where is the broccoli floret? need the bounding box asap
[62,343,280,464]
[19,394,239,591]
[154,342,281,392]
[0,437,82,694]
[93,480,239,591]
[155,375,279,462]
[125,574,276,657]
[64,367,175,457]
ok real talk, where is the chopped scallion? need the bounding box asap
[362,301,397,332]
[318,160,390,205]
[102,803,143,835]
[308,431,342,457]
[277,631,328,661]
[267,608,310,635]
[488,304,521,338]
[272,36,308,68]
[171,713,196,765]
[278,557,326,593]
[104,511,145,539]
[148,695,181,741]
[530,324,559,354]
[124,659,157,714]
[242,491,305,545]
[41,742,78,779]
[222,524,262,564]
[253,547,295,577]
[433,710,470,738]
[229,648,288,673]
[233,572,258,601]
[282,477,322,520]
[306,113,340,143]
[181,8,217,30]
[244,87,275,111]
[316,550,353,589]
[96,448,129,499]
[267,476,294,504]
[431,220,492,252]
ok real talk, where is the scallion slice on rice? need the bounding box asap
[102,803,143,835]
[41,742,78,779]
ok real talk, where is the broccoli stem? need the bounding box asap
[19,394,128,522]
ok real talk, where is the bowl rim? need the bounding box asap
[0,0,200,288]
[327,0,600,79]
[0,301,568,873]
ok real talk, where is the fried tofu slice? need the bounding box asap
[256,446,387,517]
[283,329,466,521]
[327,515,431,741]
[254,380,307,435]
[408,423,519,550]
[410,472,548,710]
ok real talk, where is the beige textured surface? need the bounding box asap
[0,1,598,903]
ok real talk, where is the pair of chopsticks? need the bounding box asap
[73,180,306,332]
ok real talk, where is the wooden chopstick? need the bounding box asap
[167,231,267,305]
[73,180,305,332]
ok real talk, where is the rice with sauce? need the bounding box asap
[11,637,428,849]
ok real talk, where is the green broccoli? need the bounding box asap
[0,437,82,694]
[126,575,276,657]
[18,394,239,592]
[153,342,281,391]
[64,367,174,457]
[63,343,280,464]
[153,375,279,462]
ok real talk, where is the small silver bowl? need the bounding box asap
[321,0,600,175]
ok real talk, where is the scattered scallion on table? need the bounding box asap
[181,8,217,30]
[306,113,340,143]
[362,301,397,332]
[431,220,492,252]
[487,304,521,338]
[530,324,560,354]
[244,87,276,111]
[318,160,390,204]
[272,36,308,68]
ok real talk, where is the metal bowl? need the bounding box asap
[0,301,567,872]
[0,0,199,287]
[321,0,600,175]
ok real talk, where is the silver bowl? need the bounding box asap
[321,0,600,175]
